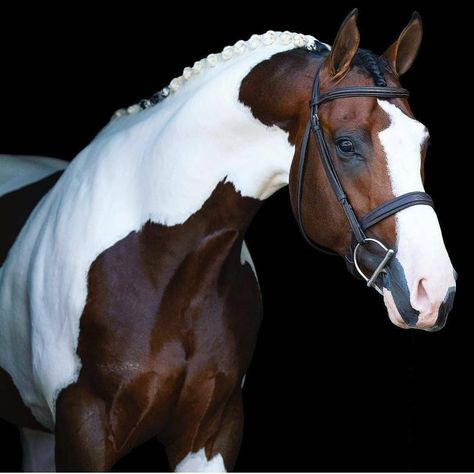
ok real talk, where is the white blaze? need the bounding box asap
[377,100,455,325]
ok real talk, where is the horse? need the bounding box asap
[0,9,456,472]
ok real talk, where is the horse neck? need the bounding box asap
[87,45,298,232]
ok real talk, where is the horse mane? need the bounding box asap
[110,38,387,122]
[353,49,388,87]
[111,31,326,120]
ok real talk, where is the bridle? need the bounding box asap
[296,62,434,294]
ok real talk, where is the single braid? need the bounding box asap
[353,49,387,87]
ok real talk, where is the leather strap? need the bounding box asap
[360,191,434,231]
[311,113,367,244]
[295,120,336,253]
[314,86,409,106]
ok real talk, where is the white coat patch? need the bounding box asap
[240,241,257,280]
[0,155,67,197]
[0,36,306,429]
[175,449,226,472]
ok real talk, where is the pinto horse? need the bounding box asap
[0,10,456,472]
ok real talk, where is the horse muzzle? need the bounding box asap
[346,243,456,331]
[381,259,456,331]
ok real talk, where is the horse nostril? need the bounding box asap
[411,278,430,314]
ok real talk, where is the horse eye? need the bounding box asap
[336,138,355,154]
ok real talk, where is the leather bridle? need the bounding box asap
[296,63,434,294]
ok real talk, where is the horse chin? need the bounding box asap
[382,288,409,329]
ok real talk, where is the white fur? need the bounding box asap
[0,36,304,429]
[20,428,56,472]
[0,155,67,197]
[176,449,226,472]
[240,241,257,279]
[377,100,455,323]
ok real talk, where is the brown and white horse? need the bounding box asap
[0,10,456,472]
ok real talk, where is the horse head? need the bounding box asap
[287,10,456,330]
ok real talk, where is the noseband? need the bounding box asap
[296,64,434,294]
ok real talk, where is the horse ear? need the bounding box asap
[328,9,360,79]
[382,12,423,76]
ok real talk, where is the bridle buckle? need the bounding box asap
[311,113,320,130]
[353,238,395,295]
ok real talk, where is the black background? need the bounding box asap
[0,3,471,472]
